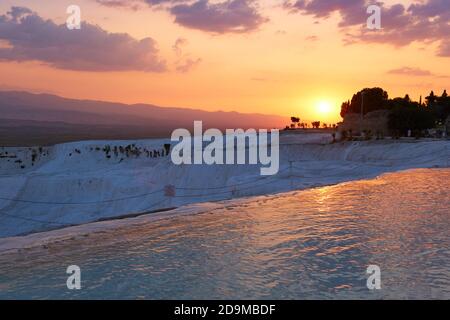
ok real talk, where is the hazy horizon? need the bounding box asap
[0,90,291,146]
[0,89,290,119]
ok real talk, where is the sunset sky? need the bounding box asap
[0,0,449,123]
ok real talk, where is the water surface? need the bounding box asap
[0,169,449,299]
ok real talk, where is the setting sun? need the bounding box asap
[317,101,332,114]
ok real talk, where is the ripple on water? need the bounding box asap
[0,169,449,299]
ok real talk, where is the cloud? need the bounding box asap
[95,0,181,9]
[305,35,318,41]
[171,37,202,72]
[95,0,268,34]
[0,7,166,72]
[173,37,189,56]
[387,67,433,77]
[95,0,142,10]
[438,41,450,57]
[172,38,203,73]
[170,0,268,33]
[176,57,202,73]
[387,66,450,79]
[285,0,364,18]
[408,0,450,18]
[144,0,187,6]
[284,0,450,57]
[6,6,33,20]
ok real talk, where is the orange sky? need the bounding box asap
[0,0,449,123]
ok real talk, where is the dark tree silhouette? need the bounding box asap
[311,121,321,129]
[340,88,389,118]
[430,90,450,122]
[340,100,350,118]
[339,87,448,137]
[387,95,436,135]
[425,91,437,107]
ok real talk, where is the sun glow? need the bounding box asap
[317,101,332,114]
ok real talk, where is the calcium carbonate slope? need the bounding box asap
[0,133,449,237]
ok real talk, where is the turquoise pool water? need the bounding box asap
[0,169,449,299]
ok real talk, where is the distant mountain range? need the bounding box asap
[0,91,287,146]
